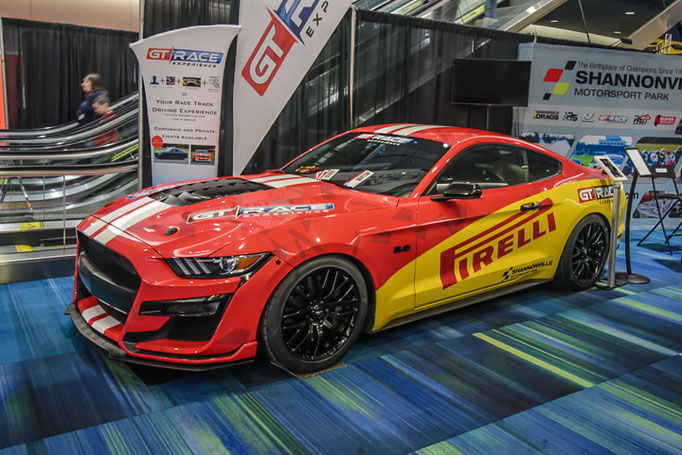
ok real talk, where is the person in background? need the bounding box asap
[77,73,106,125]
[92,93,118,146]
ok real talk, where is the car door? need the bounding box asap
[414,143,558,308]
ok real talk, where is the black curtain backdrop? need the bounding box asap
[2,18,137,129]
[353,10,607,136]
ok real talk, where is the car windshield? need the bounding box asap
[281,133,451,196]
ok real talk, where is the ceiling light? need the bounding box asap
[550,19,559,23]
[614,31,621,34]
[625,11,635,15]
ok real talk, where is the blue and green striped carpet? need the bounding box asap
[0,230,681,454]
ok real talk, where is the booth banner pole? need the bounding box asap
[349,6,357,129]
[0,16,9,129]
[137,0,145,190]
[607,181,622,288]
[232,0,353,175]
[130,25,241,186]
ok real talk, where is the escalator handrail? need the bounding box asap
[0,92,139,139]
[0,161,138,177]
[0,109,138,146]
[0,139,138,161]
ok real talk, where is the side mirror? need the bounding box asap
[430,182,482,201]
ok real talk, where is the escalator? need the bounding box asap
[0,93,139,282]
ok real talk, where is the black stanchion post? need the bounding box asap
[615,171,650,284]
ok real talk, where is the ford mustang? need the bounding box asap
[68,124,625,374]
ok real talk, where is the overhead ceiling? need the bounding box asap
[534,0,678,39]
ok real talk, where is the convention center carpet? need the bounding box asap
[0,230,681,454]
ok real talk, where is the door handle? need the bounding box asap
[520,202,540,211]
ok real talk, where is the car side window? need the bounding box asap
[526,149,561,182]
[429,144,528,193]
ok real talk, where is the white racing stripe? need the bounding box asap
[91,316,121,334]
[94,200,169,245]
[251,174,302,183]
[82,197,154,236]
[82,305,106,323]
[265,177,318,188]
[391,124,447,136]
[374,124,417,134]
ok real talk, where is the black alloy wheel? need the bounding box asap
[260,256,368,374]
[282,267,361,361]
[554,214,609,291]
[571,221,607,283]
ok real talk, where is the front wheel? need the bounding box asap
[554,214,609,291]
[259,256,368,374]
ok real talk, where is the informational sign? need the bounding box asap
[625,148,652,177]
[130,25,241,185]
[514,43,682,222]
[233,0,352,175]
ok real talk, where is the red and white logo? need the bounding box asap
[147,48,173,60]
[655,115,676,126]
[578,187,595,202]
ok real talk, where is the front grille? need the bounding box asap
[78,232,140,290]
[77,232,141,315]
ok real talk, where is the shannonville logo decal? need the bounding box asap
[542,61,576,101]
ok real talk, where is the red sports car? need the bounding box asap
[68,125,624,373]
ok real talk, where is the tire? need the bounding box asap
[554,214,609,291]
[259,256,368,374]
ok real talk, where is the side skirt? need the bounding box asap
[375,279,550,332]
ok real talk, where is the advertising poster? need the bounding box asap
[515,43,682,224]
[130,25,241,185]
[233,0,353,175]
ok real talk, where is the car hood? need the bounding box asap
[90,174,398,258]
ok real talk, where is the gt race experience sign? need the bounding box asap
[514,43,682,221]
[131,25,241,185]
[233,0,352,175]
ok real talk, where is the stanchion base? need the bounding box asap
[614,272,650,285]
[595,278,628,290]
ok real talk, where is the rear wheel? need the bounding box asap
[554,214,609,291]
[259,256,368,374]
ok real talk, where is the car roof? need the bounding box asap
[351,124,515,147]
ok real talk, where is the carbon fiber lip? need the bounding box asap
[66,302,251,372]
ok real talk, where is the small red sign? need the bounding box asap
[151,136,164,149]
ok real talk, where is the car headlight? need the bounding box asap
[167,253,270,278]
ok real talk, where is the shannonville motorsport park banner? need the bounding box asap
[514,43,682,222]
[130,25,240,185]
[233,0,352,176]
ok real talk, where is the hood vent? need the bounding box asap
[149,178,269,207]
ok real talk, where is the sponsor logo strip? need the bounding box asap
[373,124,417,134]
[90,316,122,335]
[187,203,334,222]
[440,200,555,289]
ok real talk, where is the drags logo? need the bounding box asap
[439,200,556,289]
[243,0,330,96]
[542,61,576,101]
